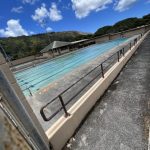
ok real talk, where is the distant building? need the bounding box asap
[40,39,95,57]
[40,41,71,53]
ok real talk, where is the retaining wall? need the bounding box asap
[94,25,150,44]
[9,55,35,66]
[0,53,50,149]
[46,30,150,150]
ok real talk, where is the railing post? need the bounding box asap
[101,64,104,78]
[27,87,32,96]
[59,95,70,117]
[122,48,125,56]
[117,51,120,62]
[134,39,137,46]
[130,42,132,50]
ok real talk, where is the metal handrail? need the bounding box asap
[40,34,142,121]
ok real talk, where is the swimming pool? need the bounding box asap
[15,38,130,96]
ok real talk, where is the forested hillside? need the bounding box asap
[0,13,150,60]
[95,14,150,36]
[0,31,90,60]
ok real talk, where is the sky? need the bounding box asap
[0,0,149,37]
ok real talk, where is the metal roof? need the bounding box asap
[40,41,71,53]
[40,39,89,53]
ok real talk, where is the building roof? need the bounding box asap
[40,41,71,53]
[40,39,89,53]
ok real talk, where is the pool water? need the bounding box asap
[15,38,130,96]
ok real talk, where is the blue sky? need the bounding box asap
[0,0,149,37]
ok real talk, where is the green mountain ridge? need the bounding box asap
[95,14,150,36]
[0,13,150,60]
[0,31,91,60]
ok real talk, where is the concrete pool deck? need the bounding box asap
[25,39,133,131]
[0,26,149,150]
[63,33,150,150]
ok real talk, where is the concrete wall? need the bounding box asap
[43,52,52,58]
[9,55,35,66]
[0,109,31,150]
[94,25,150,44]
[145,25,150,32]
[0,53,50,149]
[109,33,121,40]
[8,54,47,67]
[46,31,150,150]
[122,27,145,37]
[95,35,110,43]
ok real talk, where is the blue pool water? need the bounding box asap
[15,38,129,96]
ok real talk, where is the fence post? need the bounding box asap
[117,51,120,62]
[59,95,70,117]
[122,48,125,56]
[101,64,104,78]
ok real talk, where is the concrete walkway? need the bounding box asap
[65,35,150,149]
[27,41,129,131]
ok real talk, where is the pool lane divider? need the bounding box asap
[45,31,150,150]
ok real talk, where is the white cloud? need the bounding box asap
[62,3,71,10]
[46,27,53,32]
[71,0,112,19]
[114,0,138,12]
[49,3,63,21]
[0,19,28,37]
[32,3,62,26]
[22,0,38,5]
[11,6,23,13]
[32,3,48,26]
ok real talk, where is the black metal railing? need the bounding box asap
[40,34,142,122]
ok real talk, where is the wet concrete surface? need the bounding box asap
[64,35,150,149]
